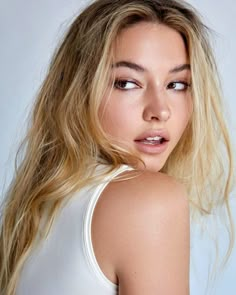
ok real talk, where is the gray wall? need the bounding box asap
[0,1,235,294]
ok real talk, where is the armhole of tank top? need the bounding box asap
[83,165,133,290]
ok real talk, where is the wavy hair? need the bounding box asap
[0,0,235,294]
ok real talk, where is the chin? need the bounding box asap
[135,158,166,173]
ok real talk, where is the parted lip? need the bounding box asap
[134,129,170,141]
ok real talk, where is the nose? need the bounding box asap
[143,88,171,122]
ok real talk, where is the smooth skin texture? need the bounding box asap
[99,22,193,172]
[92,22,191,294]
[92,172,190,294]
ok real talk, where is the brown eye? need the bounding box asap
[167,81,190,91]
[114,79,138,90]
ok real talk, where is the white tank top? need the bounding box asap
[16,164,133,295]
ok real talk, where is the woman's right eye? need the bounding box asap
[113,79,139,90]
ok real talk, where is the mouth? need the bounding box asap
[134,130,170,154]
[135,129,170,144]
[135,136,167,145]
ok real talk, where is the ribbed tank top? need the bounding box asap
[15,164,133,295]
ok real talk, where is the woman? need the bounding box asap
[0,0,234,294]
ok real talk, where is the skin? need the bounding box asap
[93,22,190,293]
[99,22,193,172]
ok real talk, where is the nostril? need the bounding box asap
[143,106,171,122]
[160,109,171,121]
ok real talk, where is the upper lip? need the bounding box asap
[135,129,170,141]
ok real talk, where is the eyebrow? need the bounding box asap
[112,61,146,72]
[169,63,191,73]
[111,61,191,73]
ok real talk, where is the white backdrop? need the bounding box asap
[0,1,235,294]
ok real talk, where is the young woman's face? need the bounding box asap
[99,22,193,172]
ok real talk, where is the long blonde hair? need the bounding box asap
[0,0,235,294]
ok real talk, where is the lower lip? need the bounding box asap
[134,140,169,154]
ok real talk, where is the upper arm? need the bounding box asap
[109,172,190,295]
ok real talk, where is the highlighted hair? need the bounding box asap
[0,0,234,294]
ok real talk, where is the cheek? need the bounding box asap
[100,110,118,134]
[99,90,140,135]
[186,97,193,123]
[181,99,193,137]
[99,98,127,136]
[173,97,193,135]
[183,100,192,123]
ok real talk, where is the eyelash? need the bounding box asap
[113,79,191,92]
[167,81,191,91]
[113,79,140,91]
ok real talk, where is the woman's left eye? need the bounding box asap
[114,79,139,90]
[167,81,190,91]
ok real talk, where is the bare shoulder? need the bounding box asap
[124,169,189,200]
[92,171,190,294]
[106,170,189,211]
